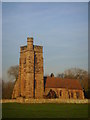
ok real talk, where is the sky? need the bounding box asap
[1,0,90,2]
[2,2,88,81]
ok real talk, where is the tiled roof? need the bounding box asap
[45,77,82,90]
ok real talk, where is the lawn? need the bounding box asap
[2,103,88,118]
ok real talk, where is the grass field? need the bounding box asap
[2,103,88,118]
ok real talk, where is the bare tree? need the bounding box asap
[7,65,19,81]
[2,80,14,99]
[64,68,88,80]
[57,68,88,91]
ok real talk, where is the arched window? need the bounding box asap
[76,92,79,99]
[60,90,62,96]
[71,92,73,98]
[46,89,57,99]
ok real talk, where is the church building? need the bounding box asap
[12,37,84,99]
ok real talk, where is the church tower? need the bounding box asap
[12,37,44,99]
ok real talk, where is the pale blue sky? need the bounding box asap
[2,2,88,81]
[1,0,90,2]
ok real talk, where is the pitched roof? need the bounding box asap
[45,77,82,90]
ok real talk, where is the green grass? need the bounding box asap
[2,103,88,118]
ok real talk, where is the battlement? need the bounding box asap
[20,45,43,53]
[20,45,27,52]
[34,45,43,53]
[27,37,33,42]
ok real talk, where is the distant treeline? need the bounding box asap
[2,80,14,99]
[1,66,90,99]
